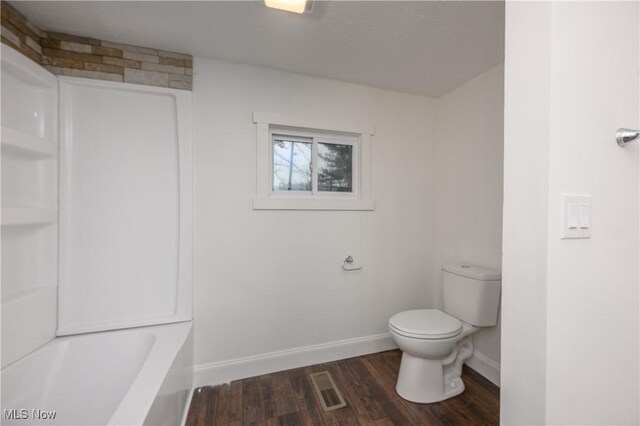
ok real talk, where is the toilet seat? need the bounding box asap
[389,309,462,340]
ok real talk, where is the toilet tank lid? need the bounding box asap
[442,263,501,281]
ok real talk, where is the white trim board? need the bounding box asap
[192,333,396,388]
[465,351,501,386]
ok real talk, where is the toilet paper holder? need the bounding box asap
[342,255,362,271]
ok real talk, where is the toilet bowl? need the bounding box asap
[389,264,501,404]
[389,309,478,403]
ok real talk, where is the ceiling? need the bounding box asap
[12,1,505,97]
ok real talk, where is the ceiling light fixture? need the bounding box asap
[264,0,311,14]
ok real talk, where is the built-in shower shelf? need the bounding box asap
[1,126,57,158]
[2,207,57,226]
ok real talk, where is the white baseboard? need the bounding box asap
[465,351,500,386]
[192,332,397,388]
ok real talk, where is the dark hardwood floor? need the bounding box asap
[186,350,500,426]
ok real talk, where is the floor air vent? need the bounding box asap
[310,371,347,411]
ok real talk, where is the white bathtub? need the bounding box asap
[1,321,193,426]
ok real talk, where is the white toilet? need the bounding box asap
[388,263,501,404]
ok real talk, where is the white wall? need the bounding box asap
[192,58,437,378]
[434,63,504,381]
[545,3,639,424]
[503,2,639,424]
[501,3,552,422]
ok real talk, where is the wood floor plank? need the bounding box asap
[242,377,268,426]
[335,358,394,422]
[457,367,500,424]
[321,360,377,424]
[216,381,244,425]
[372,418,396,426]
[304,363,361,426]
[277,411,303,426]
[349,357,415,426]
[185,387,207,426]
[270,370,299,418]
[191,387,213,426]
[288,366,325,426]
[186,350,500,426]
[360,355,440,425]
[413,401,459,426]
[260,376,277,420]
[204,385,222,425]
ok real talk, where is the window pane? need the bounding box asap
[318,143,353,192]
[273,138,312,191]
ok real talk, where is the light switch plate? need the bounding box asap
[562,194,591,239]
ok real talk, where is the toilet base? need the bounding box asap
[396,352,466,403]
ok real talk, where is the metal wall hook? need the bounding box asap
[342,255,362,271]
[616,128,640,147]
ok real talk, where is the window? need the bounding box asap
[272,132,355,194]
[253,112,374,210]
[272,135,313,192]
[317,142,353,193]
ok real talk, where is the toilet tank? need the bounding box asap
[442,263,501,327]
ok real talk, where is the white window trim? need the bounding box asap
[253,112,374,211]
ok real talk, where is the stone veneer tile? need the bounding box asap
[84,62,124,75]
[43,47,102,64]
[46,55,84,70]
[102,40,157,55]
[169,73,192,83]
[103,56,141,69]
[1,1,192,91]
[60,40,92,53]
[47,31,100,46]
[159,56,192,68]
[1,25,19,46]
[141,61,184,75]
[62,68,123,82]
[1,35,17,51]
[92,45,121,57]
[43,65,64,75]
[2,20,22,42]
[158,50,191,60]
[3,7,39,42]
[122,50,159,63]
[24,36,41,54]
[124,68,169,87]
[12,42,41,63]
[24,19,44,39]
[169,80,191,90]
[40,38,59,49]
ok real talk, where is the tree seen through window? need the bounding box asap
[318,143,353,192]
